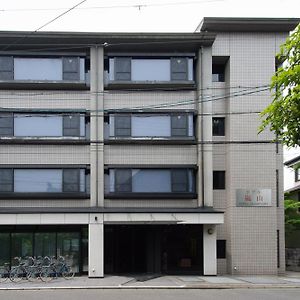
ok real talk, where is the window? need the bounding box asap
[115,169,132,192]
[171,57,188,81]
[63,114,81,137]
[171,115,188,137]
[108,114,194,138]
[0,56,85,82]
[0,113,13,136]
[0,169,13,192]
[114,115,131,137]
[115,57,131,81]
[0,113,86,137]
[217,240,226,259]
[0,168,88,194]
[0,56,13,80]
[105,168,195,195]
[212,56,228,82]
[295,168,300,182]
[109,57,194,82]
[212,117,225,136]
[213,171,225,190]
[212,64,225,82]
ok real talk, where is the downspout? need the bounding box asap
[200,46,205,206]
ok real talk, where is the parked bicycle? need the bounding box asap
[0,263,10,283]
[40,256,75,282]
[0,255,75,284]
[9,256,34,283]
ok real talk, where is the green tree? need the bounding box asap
[285,197,300,236]
[260,24,300,147]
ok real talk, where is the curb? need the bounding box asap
[1,284,300,290]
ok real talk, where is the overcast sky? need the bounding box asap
[0,0,299,32]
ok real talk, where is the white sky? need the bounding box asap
[0,0,299,32]
[0,0,299,188]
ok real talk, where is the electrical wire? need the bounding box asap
[1,0,88,51]
[0,0,223,13]
[0,85,271,114]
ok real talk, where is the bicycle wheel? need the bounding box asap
[62,266,75,280]
[10,268,24,283]
[27,269,40,282]
[0,267,9,283]
[40,268,55,283]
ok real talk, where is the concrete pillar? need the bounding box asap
[197,47,213,207]
[90,46,104,207]
[88,214,104,278]
[203,224,217,275]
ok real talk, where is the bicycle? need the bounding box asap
[0,263,10,283]
[40,256,74,282]
[26,256,44,282]
[10,257,33,283]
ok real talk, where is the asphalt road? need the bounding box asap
[0,289,300,300]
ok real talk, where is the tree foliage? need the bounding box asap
[285,197,300,236]
[260,24,300,147]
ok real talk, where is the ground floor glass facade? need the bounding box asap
[0,226,88,273]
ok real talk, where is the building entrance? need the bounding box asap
[104,224,203,275]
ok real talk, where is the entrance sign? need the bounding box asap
[236,189,272,207]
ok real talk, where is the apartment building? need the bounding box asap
[285,155,300,200]
[0,18,299,277]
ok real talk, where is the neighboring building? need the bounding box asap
[0,18,299,277]
[284,154,300,271]
[285,154,300,201]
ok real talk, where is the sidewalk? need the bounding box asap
[1,272,300,290]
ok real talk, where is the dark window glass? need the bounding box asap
[171,169,188,192]
[63,114,80,137]
[171,57,188,81]
[212,117,225,136]
[0,56,14,80]
[57,232,80,273]
[11,233,33,260]
[115,115,131,137]
[0,169,13,192]
[63,169,80,192]
[115,169,132,192]
[34,233,56,257]
[0,233,10,265]
[0,113,13,136]
[295,168,300,182]
[213,171,225,190]
[212,64,225,82]
[62,57,80,81]
[217,240,226,259]
[115,57,131,81]
[171,115,188,137]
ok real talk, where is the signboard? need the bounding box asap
[236,189,272,207]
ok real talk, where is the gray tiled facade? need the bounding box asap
[0,17,299,277]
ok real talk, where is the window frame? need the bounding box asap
[105,167,196,199]
[212,117,225,136]
[108,113,195,140]
[0,167,89,199]
[0,113,87,138]
[108,56,194,85]
[213,170,226,190]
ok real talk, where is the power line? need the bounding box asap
[1,0,88,51]
[0,0,223,13]
[0,85,271,113]
[0,84,271,96]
